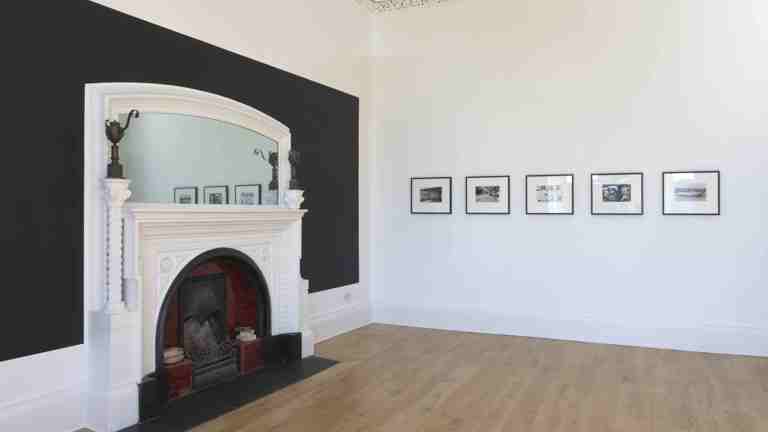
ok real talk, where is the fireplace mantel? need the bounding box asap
[126,203,307,228]
[125,204,307,240]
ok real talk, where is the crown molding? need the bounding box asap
[358,0,453,13]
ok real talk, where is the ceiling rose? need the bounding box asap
[358,0,453,13]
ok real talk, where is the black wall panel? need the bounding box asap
[1,1,359,362]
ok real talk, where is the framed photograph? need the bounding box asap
[591,172,643,215]
[663,171,720,215]
[203,185,229,205]
[465,176,510,214]
[411,177,452,214]
[173,186,198,204]
[525,174,574,215]
[234,184,262,205]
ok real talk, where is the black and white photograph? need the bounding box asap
[673,185,707,202]
[204,185,229,205]
[602,185,631,202]
[466,176,510,214]
[526,174,574,215]
[420,187,443,203]
[591,173,643,215]
[411,177,452,214]
[173,186,198,204]
[663,171,720,215]
[536,185,563,203]
[234,184,263,205]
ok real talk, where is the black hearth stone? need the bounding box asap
[120,356,337,432]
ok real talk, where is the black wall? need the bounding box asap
[2,1,359,362]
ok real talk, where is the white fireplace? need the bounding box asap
[83,83,314,431]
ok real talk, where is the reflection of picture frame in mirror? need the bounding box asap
[234,184,263,205]
[662,170,720,215]
[203,185,229,205]
[173,186,198,204]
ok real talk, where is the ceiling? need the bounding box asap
[358,0,453,13]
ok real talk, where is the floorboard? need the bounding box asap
[191,324,768,432]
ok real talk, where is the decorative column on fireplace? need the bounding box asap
[103,178,132,312]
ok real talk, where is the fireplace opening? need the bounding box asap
[155,248,271,401]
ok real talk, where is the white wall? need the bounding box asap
[371,0,768,356]
[0,2,373,431]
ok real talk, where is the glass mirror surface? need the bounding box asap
[119,112,278,205]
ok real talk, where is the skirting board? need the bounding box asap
[373,304,768,357]
[310,302,371,343]
[0,385,84,432]
[0,345,86,432]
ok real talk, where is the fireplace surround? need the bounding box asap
[83,83,314,431]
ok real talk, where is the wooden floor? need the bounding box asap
[194,324,768,432]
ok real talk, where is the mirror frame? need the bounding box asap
[86,82,291,207]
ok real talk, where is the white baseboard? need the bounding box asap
[310,302,372,343]
[85,383,139,432]
[373,304,768,357]
[0,345,86,432]
[0,384,85,432]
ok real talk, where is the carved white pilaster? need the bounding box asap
[300,279,315,357]
[284,189,305,209]
[104,179,132,314]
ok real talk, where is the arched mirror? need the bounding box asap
[119,113,279,205]
[88,82,293,208]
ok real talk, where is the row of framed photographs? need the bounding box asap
[173,184,263,205]
[411,171,721,215]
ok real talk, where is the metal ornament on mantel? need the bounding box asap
[288,148,301,190]
[285,148,304,209]
[105,109,140,179]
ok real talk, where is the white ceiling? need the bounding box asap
[358,0,453,13]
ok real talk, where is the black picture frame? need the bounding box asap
[234,184,263,205]
[173,186,198,204]
[465,175,511,215]
[410,177,453,214]
[662,170,721,216]
[203,185,230,205]
[525,174,575,215]
[590,172,644,215]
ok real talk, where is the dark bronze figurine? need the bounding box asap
[105,109,140,179]
[269,151,279,191]
[288,149,301,190]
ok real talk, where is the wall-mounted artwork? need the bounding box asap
[591,172,643,215]
[525,174,574,215]
[411,177,452,214]
[234,184,263,205]
[663,171,720,215]
[204,185,229,205]
[173,186,198,204]
[465,176,510,215]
